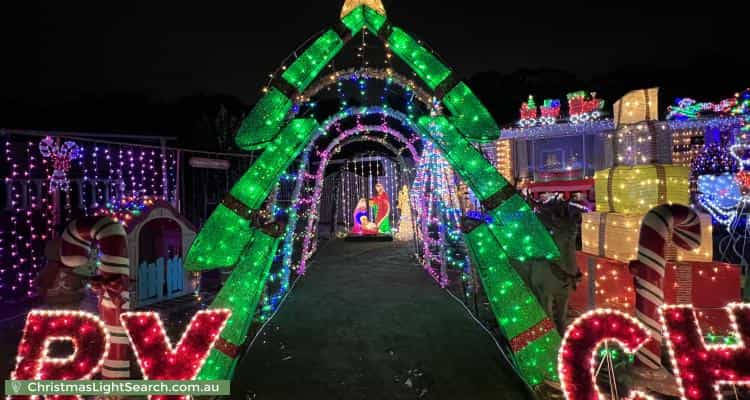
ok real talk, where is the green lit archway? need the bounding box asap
[186,1,563,388]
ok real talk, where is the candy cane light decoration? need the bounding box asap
[630,204,701,370]
[60,216,131,379]
[38,136,80,192]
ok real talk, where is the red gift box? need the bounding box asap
[572,252,742,334]
[663,262,742,335]
[571,252,634,315]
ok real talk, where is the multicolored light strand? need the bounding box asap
[0,135,178,300]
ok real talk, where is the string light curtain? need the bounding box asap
[0,133,178,301]
[412,141,468,287]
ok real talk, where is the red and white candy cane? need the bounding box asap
[630,204,701,369]
[60,216,131,379]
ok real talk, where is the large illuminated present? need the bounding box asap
[594,164,690,214]
[581,211,713,262]
[571,252,742,334]
[569,252,634,313]
[662,261,742,335]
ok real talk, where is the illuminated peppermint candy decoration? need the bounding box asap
[39,136,80,192]
[660,303,750,400]
[558,308,654,400]
[59,215,132,379]
[11,310,110,400]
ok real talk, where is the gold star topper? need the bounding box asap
[341,0,386,18]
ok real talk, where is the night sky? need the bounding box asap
[2,1,748,130]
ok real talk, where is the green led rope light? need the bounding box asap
[231,119,319,205]
[417,116,505,199]
[186,118,319,270]
[420,115,562,385]
[184,205,257,270]
[235,28,345,151]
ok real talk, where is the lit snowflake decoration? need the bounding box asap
[38,136,80,191]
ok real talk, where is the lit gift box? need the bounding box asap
[581,211,713,262]
[662,261,742,335]
[613,87,659,127]
[572,252,742,335]
[570,252,634,314]
[594,165,690,214]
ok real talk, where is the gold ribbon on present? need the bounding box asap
[675,262,693,305]
[606,167,618,212]
[586,255,598,309]
[597,212,609,257]
[654,164,667,204]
